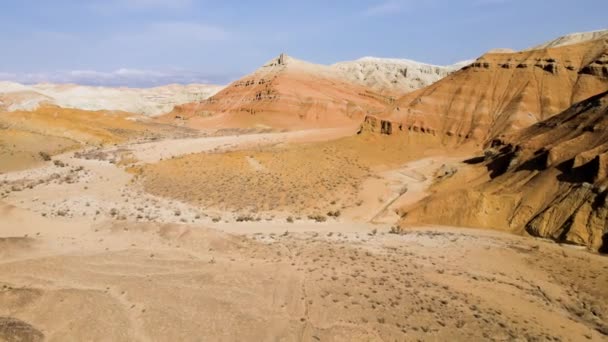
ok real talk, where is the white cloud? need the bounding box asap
[121,0,193,8]
[361,0,438,17]
[148,21,229,42]
[104,21,230,50]
[90,0,193,13]
[363,1,405,16]
[0,68,225,88]
[473,0,510,6]
[362,0,508,16]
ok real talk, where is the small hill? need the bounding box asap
[364,36,608,145]
[399,91,608,251]
[0,82,223,116]
[0,105,195,172]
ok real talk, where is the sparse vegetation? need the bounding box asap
[39,151,52,161]
[236,214,255,222]
[327,210,341,218]
[308,214,327,222]
[140,136,425,214]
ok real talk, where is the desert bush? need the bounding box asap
[39,151,51,161]
[236,214,254,222]
[327,210,341,218]
[308,214,327,223]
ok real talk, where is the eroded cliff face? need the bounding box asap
[400,91,608,252]
[376,38,608,146]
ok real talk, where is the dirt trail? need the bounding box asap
[125,127,355,164]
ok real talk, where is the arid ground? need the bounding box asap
[1,126,607,342]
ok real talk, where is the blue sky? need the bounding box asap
[0,0,606,87]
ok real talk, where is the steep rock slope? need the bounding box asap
[400,91,608,251]
[166,54,395,130]
[365,36,608,145]
[330,57,468,95]
[0,82,223,116]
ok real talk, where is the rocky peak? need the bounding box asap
[263,53,297,67]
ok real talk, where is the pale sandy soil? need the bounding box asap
[1,202,607,341]
[0,131,607,341]
[350,157,462,224]
[123,127,356,164]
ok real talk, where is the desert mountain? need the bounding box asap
[0,82,223,116]
[166,54,395,130]
[165,53,467,130]
[364,33,608,145]
[400,90,608,251]
[330,57,469,95]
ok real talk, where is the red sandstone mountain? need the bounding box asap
[363,37,608,146]
[163,54,398,130]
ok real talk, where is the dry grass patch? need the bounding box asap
[140,134,440,213]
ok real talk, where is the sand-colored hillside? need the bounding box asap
[0,129,79,173]
[0,82,223,116]
[400,91,608,251]
[0,106,152,144]
[367,38,608,146]
[0,105,197,172]
[163,54,395,130]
